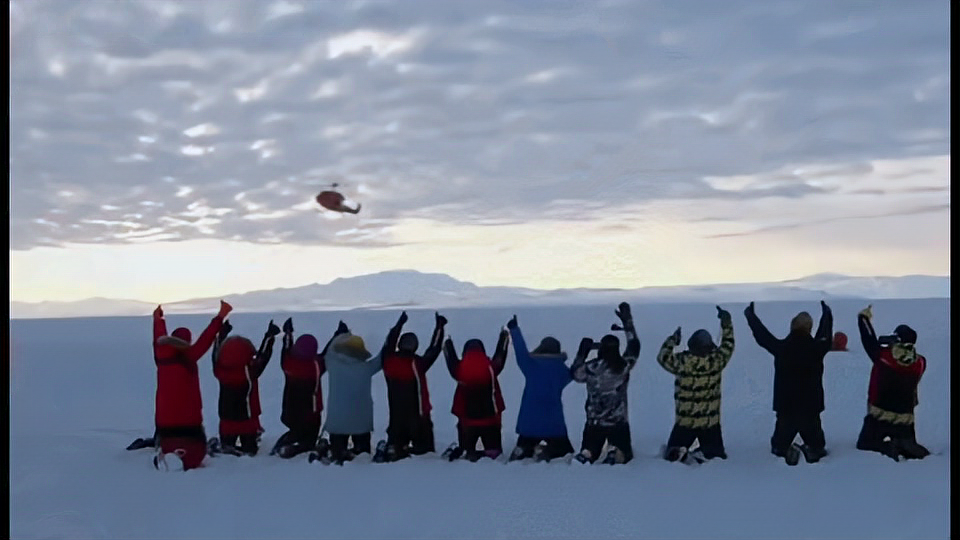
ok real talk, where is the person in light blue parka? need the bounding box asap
[506,315,575,462]
[322,326,385,462]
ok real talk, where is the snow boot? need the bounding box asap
[442,442,461,461]
[683,448,707,465]
[799,444,827,464]
[603,447,625,465]
[372,440,388,463]
[127,437,155,451]
[896,439,930,460]
[509,446,527,462]
[206,437,221,456]
[665,446,687,463]
[784,443,802,466]
[574,449,592,465]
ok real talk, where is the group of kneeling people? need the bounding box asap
[131,299,931,470]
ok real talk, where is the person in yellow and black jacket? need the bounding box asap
[657,306,734,464]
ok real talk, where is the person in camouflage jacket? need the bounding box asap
[657,306,735,462]
[570,302,640,464]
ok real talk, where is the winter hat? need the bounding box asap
[790,312,813,335]
[219,336,255,367]
[893,325,917,344]
[335,334,371,359]
[172,327,192,343]
[599,334,620,358]
[687,329,715,356]
[292,334,319,360]
[462,339,486,355]
[398,332,419,353]
[532,337,561,356]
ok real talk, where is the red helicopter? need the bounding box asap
[315,183,361,214]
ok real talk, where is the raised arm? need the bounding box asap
[744,302,779,355]
[506,316,532,376]
[321,321,350,359]
[657,328,682,375]
[419,312,447,372]
[570,338,593,383]
[492,328,510,375]
[714,306,735,370]
[614,303,640,369]
[857,305,881,362]
[815,301,834,353]
[281,317,295,368]
[381,312,406,360]
[444,337,460,379]
[251,320,280,377]
[152,305,167,344]
[185,301,231,362]
[211,319,233,372]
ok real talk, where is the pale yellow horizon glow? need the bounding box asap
[10,198,950,303]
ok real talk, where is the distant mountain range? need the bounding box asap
[9,270,950,319]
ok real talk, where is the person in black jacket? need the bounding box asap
[744,300,833,465]
[380,311,447,461]
[855,305,930,461]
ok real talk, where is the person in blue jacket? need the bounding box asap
[506,315,575,462]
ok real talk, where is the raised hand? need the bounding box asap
[820,300,831,312]
[266,320,281,338]
[744,301,755,315]
[716,305,732,325]
[153,305,163,318]
[671,327,682,343]
[614,302,631,320]
[282,317,294,334]
[506,315,518,329]
[337,320,349,334]
[611,324,624,332]
[435,311,448,327]
[218,300,233,319]
[397,311,408,326]
[578,337,595,356]
[220,319,233,338]
[859,304,873,320]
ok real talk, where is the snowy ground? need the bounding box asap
[9,299,950,539]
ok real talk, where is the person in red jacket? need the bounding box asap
[855,305,930,461]
[152,301,231,471]
[443,328,510,462]
[379,311,446,462]
[209,319,279,456]
[270,317,348,459]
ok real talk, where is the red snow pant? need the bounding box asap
[157,425,207,470]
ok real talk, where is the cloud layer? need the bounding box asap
[10,0,950,251]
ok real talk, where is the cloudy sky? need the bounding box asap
[10,0,950,303]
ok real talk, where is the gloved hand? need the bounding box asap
[716,306,732,325]
[218,300,233,319]
[220,319,233,338]
[282,317,294,334]
[506,315,518,329]
[336,320,349,334]
[859,305,873,319]
[435,312,448,327]
[153,305,163,318]
[744,301,755,316]
[615,302,631,320]
[671,327,682,344]
[578,338,595,357]
[821,300,832,312]
[397,311,408,326]
[266,320,281,338]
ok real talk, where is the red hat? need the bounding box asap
[832,332,848,351]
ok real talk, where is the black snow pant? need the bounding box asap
[771,412,825,455]
[329,433,372,460]
[856,415,930,460]
[221,433,259,455]
[387,415,435,455]
[458,423,502,455]
[580,422,633,463]
[513,435,575,460]
[273,422,321,458]
[666,423,727,459]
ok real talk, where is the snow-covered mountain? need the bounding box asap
[9,270,950,318]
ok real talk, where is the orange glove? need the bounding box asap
[218,300,233,319]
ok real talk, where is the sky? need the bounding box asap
[9,0,951,304]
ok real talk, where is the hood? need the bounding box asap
[687,329,716,357]
[218,336,255,368]
[891,343,918,366]
[790,312,813,336]
[292,334,319,360]
[531,337,563,357]
[332,333,372,361]
[171,327,192,343]
[398,332,419,354]
[462,339,486,357]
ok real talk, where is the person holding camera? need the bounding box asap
[656,306,735,464]
[855,305,930,461]
[569,302,640,464]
